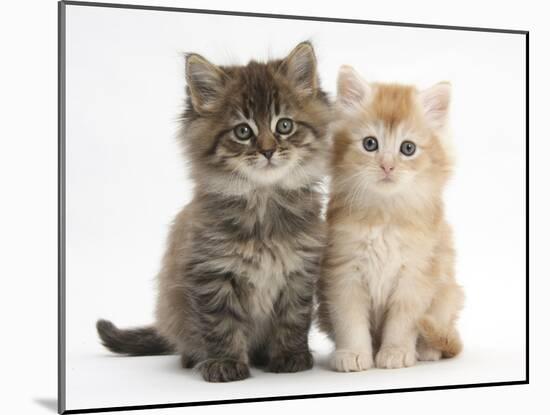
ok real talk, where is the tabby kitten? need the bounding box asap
[97,42,331,382]
[317,65,464,372]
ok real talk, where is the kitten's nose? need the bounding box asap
[260,149,275,160]
[380,163,394,175]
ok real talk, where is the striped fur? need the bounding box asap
[97,42,332,382]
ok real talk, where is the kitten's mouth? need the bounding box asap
[244,159,292,185]
[256,158,282,169]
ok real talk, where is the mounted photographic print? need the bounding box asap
[58,1,528,413]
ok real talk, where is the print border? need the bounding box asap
[57,1,529,413]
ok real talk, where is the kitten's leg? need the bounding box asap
[327,272,373,372]
[416,225,463,360]
[267,271,314,373]
[418,282,464,359]
[376,274,433,369]
[416,335,442,361]
[181,351,202,368]
[249,340,270,367]
[189,270,251,382]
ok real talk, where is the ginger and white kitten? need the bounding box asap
[317,66,464,371]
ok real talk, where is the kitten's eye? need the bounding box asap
[275,118,294,135]
[363,136,378,152]
[234,123,253,141]
[400,141,416,156]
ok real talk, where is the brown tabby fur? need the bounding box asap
[97,42,332,382]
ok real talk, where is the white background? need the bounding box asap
[0,0,544,414]
[61,2,527,412]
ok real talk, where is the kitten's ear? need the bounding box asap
[280,41,318,97]
[419,82,451,131]
[185,53,226,114]
[337,65,371,112]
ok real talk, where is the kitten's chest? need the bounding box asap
[243,250,286,347]
[217,192,322,319]
[239,236,309,319]
[353,225,404,305]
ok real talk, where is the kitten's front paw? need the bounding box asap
[268,351,313,373]
[199,358,250,382]
[330,350,373,372]
[375,346,416,369]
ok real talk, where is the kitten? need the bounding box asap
[317,65,464,372]
[96,42,332,382]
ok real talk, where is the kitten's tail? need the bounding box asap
[96,319,175,356]
[418,316,462,358]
